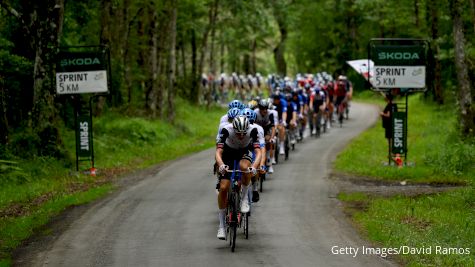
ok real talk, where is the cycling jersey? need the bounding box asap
[254,109,275,134]
[286,101,297,124]
[217,123,260,151]
[273,98,288,122]
[219,114,230,125]
[216,124,261,179]
[311,88,326,108]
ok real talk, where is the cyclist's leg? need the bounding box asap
[239,153,253,213]
[217,177,231,239]
[278,123,286,155]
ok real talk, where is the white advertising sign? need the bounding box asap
[373,66,425,88]
[56,70,108,94]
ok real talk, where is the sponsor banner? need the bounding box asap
[372,45,426,66]
[392,111,406,154]
[56,70,108,94]
[57,51,107,72]
[77,115,92,158]
[374,66,425,88]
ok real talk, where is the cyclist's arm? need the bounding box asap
[215,128,229,167]
[250,129,262,169]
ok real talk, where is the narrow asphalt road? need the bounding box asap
[15,102,396,267]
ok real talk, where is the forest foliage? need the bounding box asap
[0,0,474,161]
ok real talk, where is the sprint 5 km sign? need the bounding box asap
[56,51,109,94]
[374,66,425,88]
[371,45,426,89]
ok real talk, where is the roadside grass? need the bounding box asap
[337,93,475,266]
[0,99,224,264]
[341,188,475,267]
[335,93,474,184]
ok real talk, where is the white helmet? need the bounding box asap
[233,115,249,134]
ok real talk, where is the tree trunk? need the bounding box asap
[167,0,177,122]
[190,28,198,101]
[271,0,287,76]
[251,38,257,74]
[148,3,159,118]
[95,0,112,116]
[197,0,219,105]
[0,76,8,145]
[450,0,475,137]
[428,0,443,104]
[470,0,475,33]
[414,0,420,28]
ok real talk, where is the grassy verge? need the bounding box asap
[336,93,475,266]
[336,92,474,184]
[0,99,225,265]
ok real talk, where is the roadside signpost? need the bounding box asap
[368,38,429,166]
[56,46,110,173]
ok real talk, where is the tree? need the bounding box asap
[449,0,474,137]
[167,0,177,121]
[0,0,66,157]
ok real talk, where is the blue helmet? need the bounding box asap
[241,108,257,124]
[227,107,241,120]
[228,99,243,110]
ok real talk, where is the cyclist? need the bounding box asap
[272,93,288,155]
[254,99,276,173]
[267,99,279,165]
[215,115,262,239]
[309,84,327,135]
[291,90,305,141]
[335,76,348,124]
[285,93,298,146]
[241,108,266,202]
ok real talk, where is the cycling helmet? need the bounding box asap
[228,99,243,109]
[241,108,257,124]
[233,115,249,134]
[258,99,269,109]
[248,99,258,109]
[227,107,241,120]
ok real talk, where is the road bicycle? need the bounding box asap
[225,167,252,251]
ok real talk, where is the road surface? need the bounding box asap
[15,102,396,267]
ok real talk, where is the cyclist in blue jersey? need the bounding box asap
[272,94,288,155]
[285,93,298,146]
[291,91,305,141]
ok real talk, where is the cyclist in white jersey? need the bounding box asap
[241,108,266,202]
[254,99,277,173]
[267,99,279,164]
[215,116,262,239]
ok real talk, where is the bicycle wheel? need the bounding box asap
[284,134,290,160]
[230,192,238,252]
[259,173,264,193]
[243,212,249,239]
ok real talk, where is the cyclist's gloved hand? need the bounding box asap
[259,166,267,174]
[219,164,229,175]
[248,167,257,176]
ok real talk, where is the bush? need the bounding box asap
[425,139,475,176]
